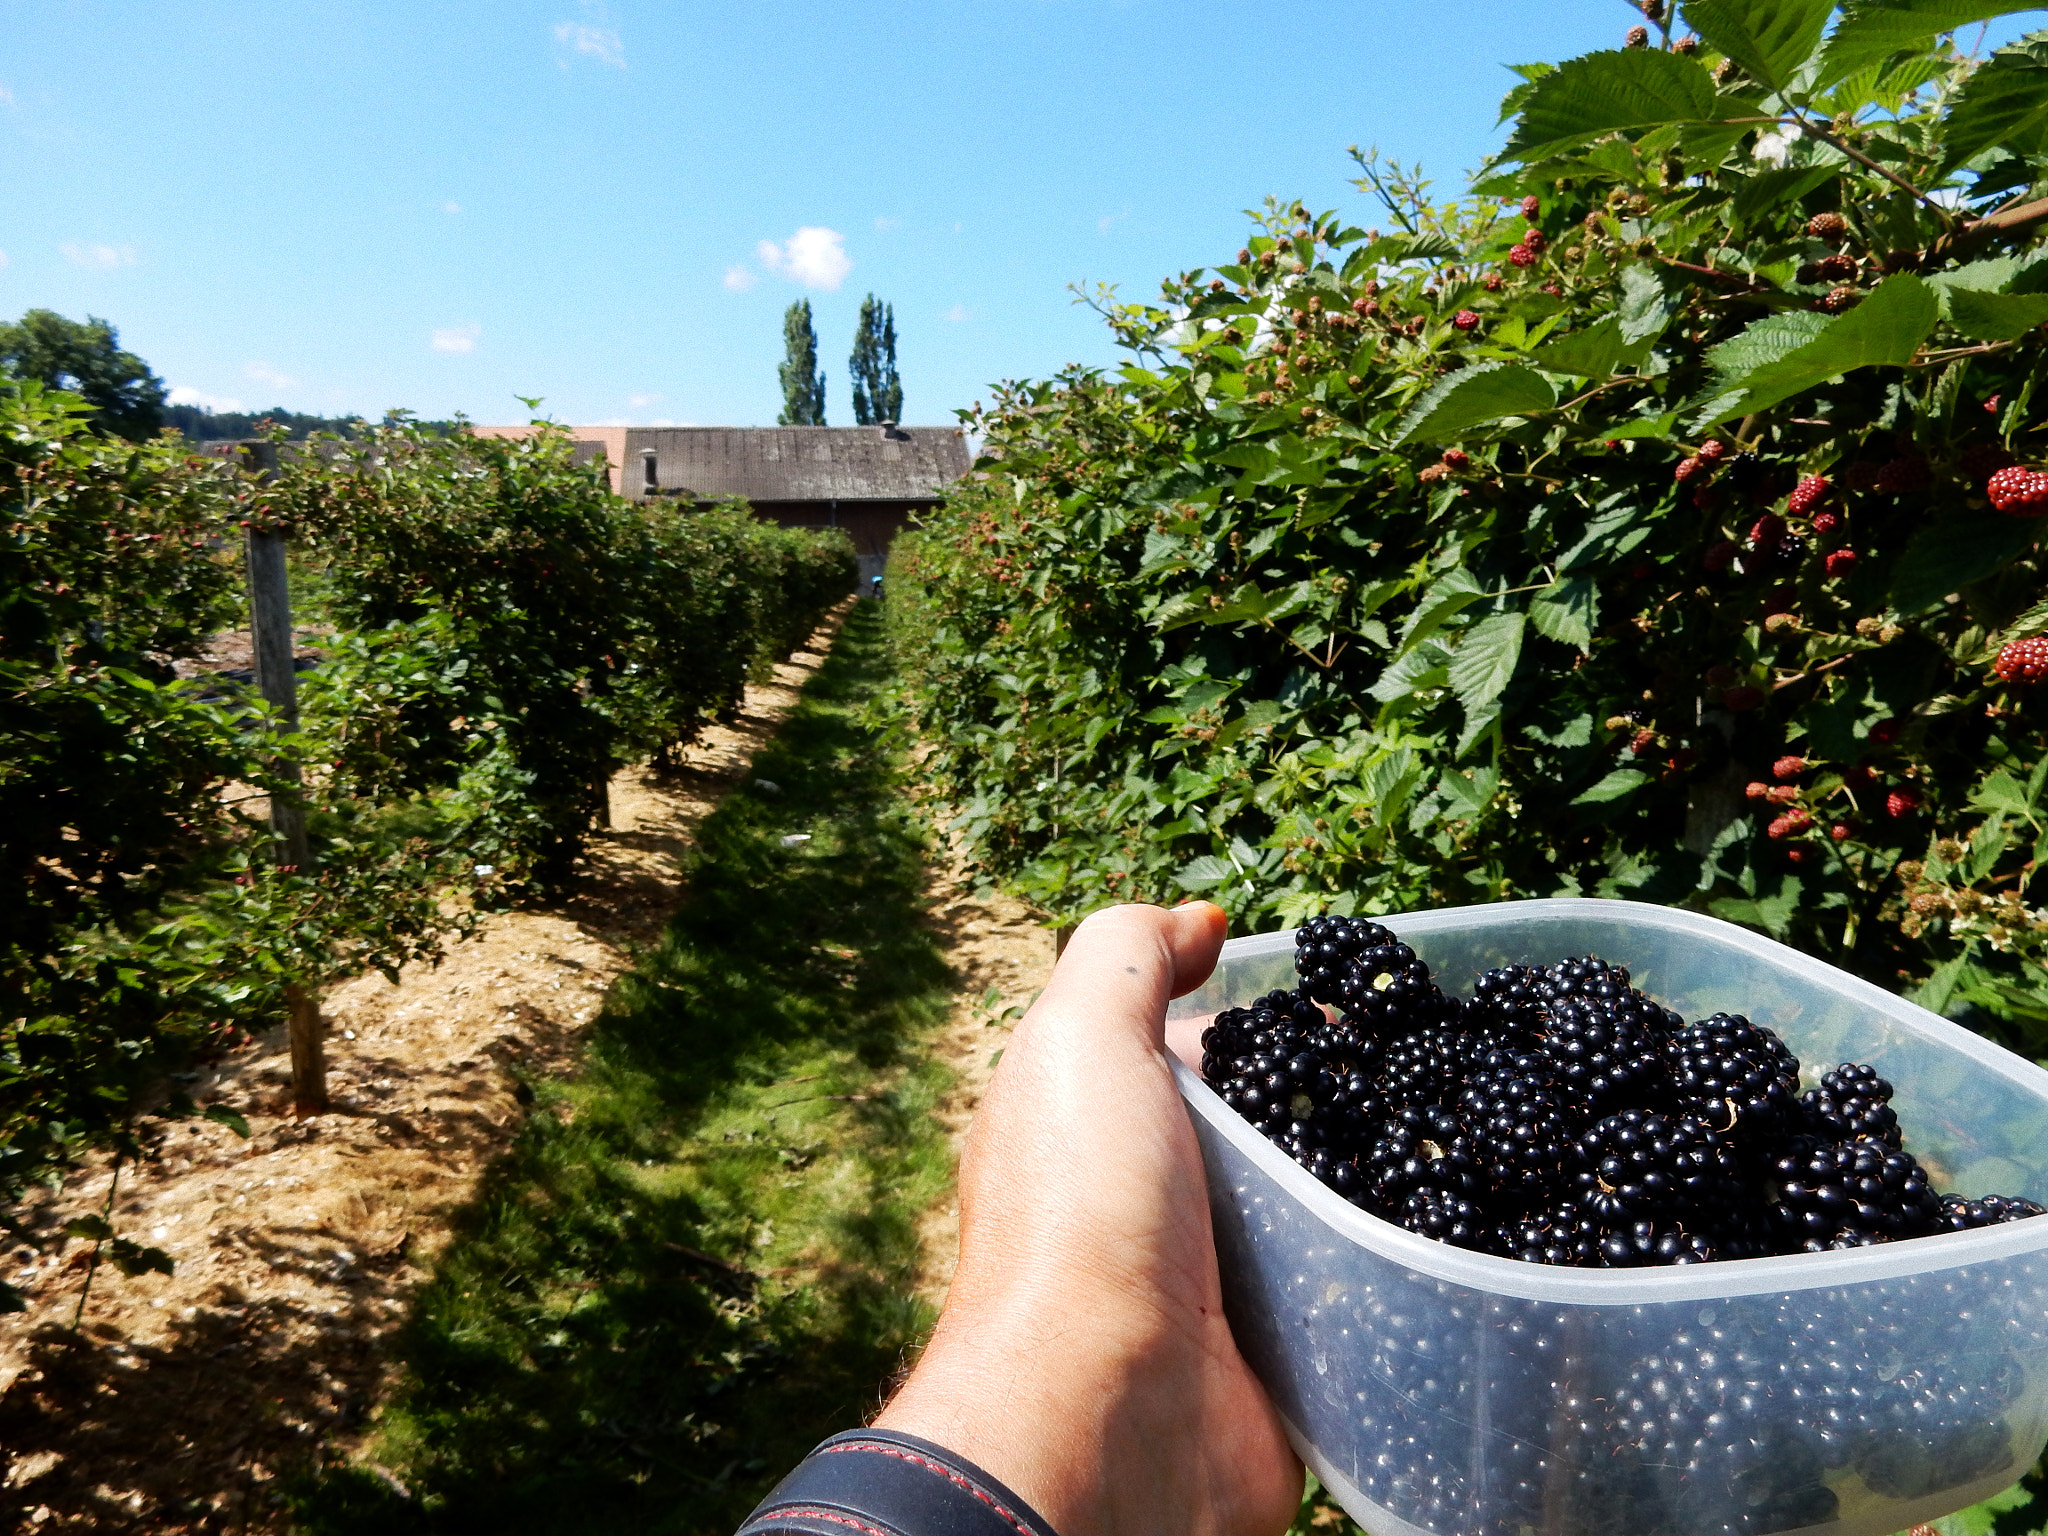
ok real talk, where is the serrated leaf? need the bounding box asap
[1529,577,1600,650]
[1728,163,1842,227]
[1176,853,1238,891]
[1938,32,2048,175]
[1575,767,1651,804]
[1890,514,2042,612]
[1818,0,2044,89]
[1530,317,1654,378]
[1447,612,1526,714]
[1681,0,1834,96]
[1504,48,1726,161]
[1393,362,1557,444]
[1368,643,1451,704]
[1944,287,2048,340]
[203,1102,252,1138]
[1398,567,1485,652]
[1969,768,2039,821]
[1690,274,1939,428]
[1909,950,1973,1014]
[1617,265,1681,347]
[1994,593,2048,647]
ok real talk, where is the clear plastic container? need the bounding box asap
[1165,898,2048,1536]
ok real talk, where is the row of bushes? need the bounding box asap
[1,387,855,1268]
[890,4,2048,1047]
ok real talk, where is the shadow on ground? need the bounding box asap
[291,603,957,1535]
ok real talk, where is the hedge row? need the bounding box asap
[890,3,2048,1048]
[0,390,854,1261]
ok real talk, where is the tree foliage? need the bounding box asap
[0,310,166,441]
[891,4,2048,1046]
[778,300,828,426]
[850,294,904,425]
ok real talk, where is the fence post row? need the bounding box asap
[238,440,328,1117]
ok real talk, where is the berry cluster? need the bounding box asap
[1201,919,2042,1266]
[1987,464,2048,515]
[1995,635,2048,684]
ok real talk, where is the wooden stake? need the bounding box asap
[241,441,327,1116]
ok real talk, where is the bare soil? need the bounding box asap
[0,617,851,1533]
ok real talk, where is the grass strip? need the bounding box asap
[293,603,955,1534]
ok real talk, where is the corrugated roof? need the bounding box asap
[623,425,971,503]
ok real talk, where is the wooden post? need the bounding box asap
[240,441,327,1116]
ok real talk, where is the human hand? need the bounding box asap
[876,901,1302,1536]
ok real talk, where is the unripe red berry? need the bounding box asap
[1807,211,1847,241]
[1442,448,1470,470]
[1723,685,1764,712]
[1787,475,1830,515]
[1824,548,1858,577]
[1810,508,1842,537]
[1675,456,1706,483]
[1874,457,1931,496]
[1870,718,1903,745]
[1509,244,1537,268]
[1483,272,1504,291]
[1629,728,1657,755]
[1698,440,1727,463]
[1767,809,1811,839]
[1787,845,1815,865]
[1521,195,1541,222]
[1748,514,1786,548]
[1351,296,1370,313]
[1772,755,1806,780]
[1830,822,1852,841]
[1987,465,2048,516]
[1995,635,2048,683]
[1767,785,1800,805]
[1746,781,1772,799]
[1453,309,1481,331]
[1523,230,1548,254]
[1886,788,1919,819]
[1702,539,1739,572]
[1626,24,1650,46]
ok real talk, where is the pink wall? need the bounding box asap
[471,424,627,494]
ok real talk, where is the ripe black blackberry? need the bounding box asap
[1538,995,1672,1114]
[1669,1012,1800,1142]
[1598,1218,1720,1267]
[1293,913,1394,1004]
[1800,1061,1901,1147]
[1766,1136,1940,1249]
[1469,962,1549,1037]
[1364,1103,1488,1210]
[1574,1108,1735,1225]
[1503,1200,1601,1266]
[1398,1188,1497,1252]
[1380,1024,1487,1106]
[1459,1050,1579,1199]
[1936,1192,2047,1230]
[1538,954,1631,1004]
[1338,939,1459,1033]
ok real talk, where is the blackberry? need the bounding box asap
[1538,953,1631,1004]
[1469,962,1548,1036]
[1398,1188,1497,1252]
[1598,1218,1720,1267]
[1460,1050,1579,1199]
[1575,1108,1735,1225]
[1338,940,1457,1033]
[1766,1136,1940,1249]
[1292,913,1394,1004]
[1935,1192,2047,1230]
[1800,1061,1901,1148]
[1539,995,1672,1114]
[1378,1023,1486,1105]
[1364,1103,1488,1210]
[1669,1012,1800,1142]
[1504,1200,1601,1266]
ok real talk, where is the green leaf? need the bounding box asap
[1393,362,1557,444]
[1910,950,1973,1014]
[1397,567,1485,652]
[1575,767,1652,804]
[1889,513,2042,612]
[1175,853,1238,891]
[1944,287,2048,340]
[1968,768,2040,822]
[1728,163,1843,228]
[1680,0,1834,96]
[1819,0,2045,89]
[65,1214,115,1242]
[1504,48,1726,161]
[1617,265,1681,347]
[1529,577,1600,650]
[203,1102,252,1138]
[1938,32,2048,175]
[1690,273,1940,428]
[1447,612,1527,714]
[1530,317,1653,378]
[1993,593,2048,647]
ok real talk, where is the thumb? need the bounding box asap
[1031,901,1227,1051]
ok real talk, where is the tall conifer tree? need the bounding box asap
[848,295,902,426]
[777,300,826,425]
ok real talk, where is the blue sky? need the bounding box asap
[0,2,2028,429]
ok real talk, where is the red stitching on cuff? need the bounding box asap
[819,1441,1037,1536]
[747,1506,896,1536]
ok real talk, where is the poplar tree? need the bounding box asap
[776,300,827,426]
[849,295,903,426]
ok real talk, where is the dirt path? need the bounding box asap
[0,612,845,1534]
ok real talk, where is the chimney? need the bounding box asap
[640,448,658,495]
[879,420,906,440]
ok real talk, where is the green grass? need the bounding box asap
[292,604,957,1535]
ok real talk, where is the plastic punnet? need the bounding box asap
[1167,899,2048,1536]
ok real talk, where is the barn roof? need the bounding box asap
[623,425,971,503]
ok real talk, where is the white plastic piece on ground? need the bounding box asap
[779,834,811,848]
[1166,897,2048,1536]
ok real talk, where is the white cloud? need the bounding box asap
[442,200,463,214]
[756,226,851,291]
[553,7,625,69]
[1099,207,1131,233]
[168,385,246,413]
[942,303,971,323]
[244,360,296,390]
[431,324,481,354]
[61,242,136,269]
[723,264,757,292]
[628,392,661,407]
[873,215,900,231]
